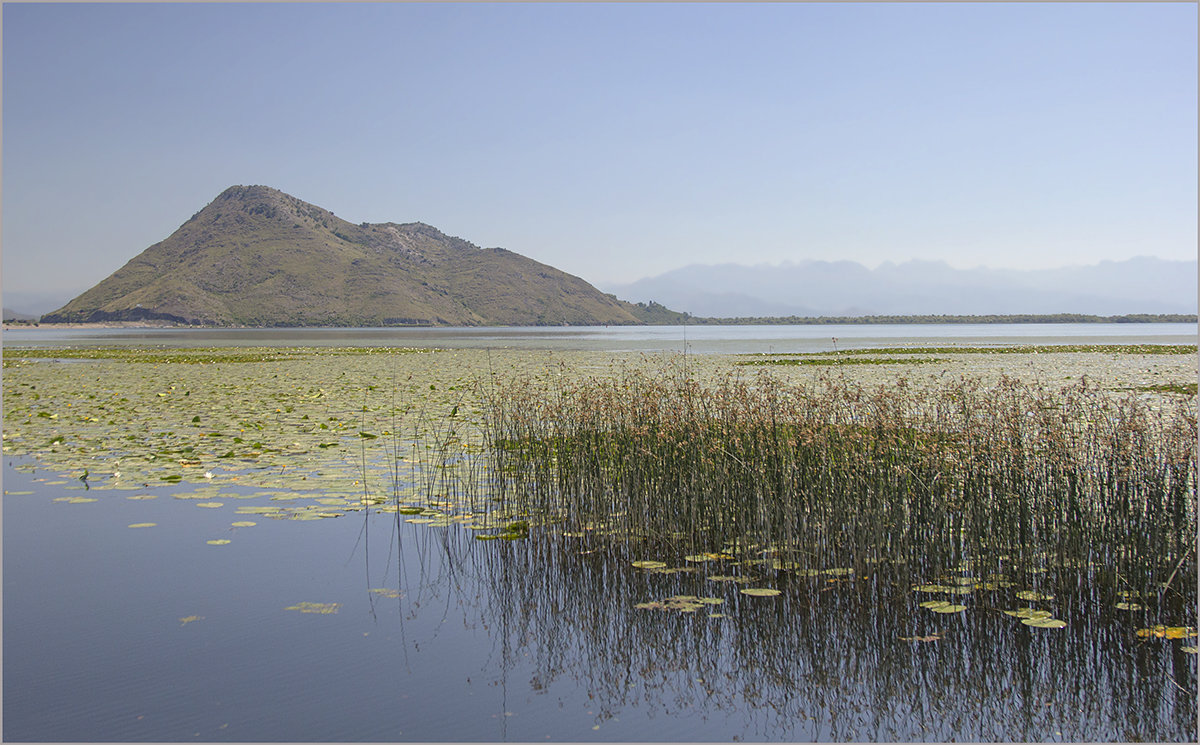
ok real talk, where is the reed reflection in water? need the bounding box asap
[368,358,1195,740]
[382,517,1195,741]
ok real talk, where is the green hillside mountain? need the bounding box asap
[42,185,680,327]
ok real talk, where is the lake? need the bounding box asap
[3,325,1196,741]
[5,322,1197,354]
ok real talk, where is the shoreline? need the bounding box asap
[5,314,1198,332]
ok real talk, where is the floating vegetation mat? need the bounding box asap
[2,345,506,531]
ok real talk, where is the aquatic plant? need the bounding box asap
[480,360,1197,619]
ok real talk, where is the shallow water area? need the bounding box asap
[2,327,1197,741]
[5,447,1197,741]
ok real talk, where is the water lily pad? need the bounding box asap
[206,539,232,545]
[53,496,97,504]
[980,581,1016,590]
[231,521,257,527]
[707,575,754,584]
[1135,625,1194,639]
[1181,646,1199,654]
[740,588,782,597]
[632,560,668,570]
[1021,617,1066,629]
[920,601,967,613]
[127,523,157,528]
[369,588,403,599]
[127,494,157,500]
[285,511,327,521]
[195,502,224,509]
[1115,602,1144,611]
[285,601,340,614]
[1003,607,1052,620]
[179,615,203,625]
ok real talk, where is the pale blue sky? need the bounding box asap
[3,2,1196,309]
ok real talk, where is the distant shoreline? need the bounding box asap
[4,313,1196,331]
[683,313,1198,326]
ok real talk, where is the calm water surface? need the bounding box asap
[4,322,1196,354]
[7,456,1195,742]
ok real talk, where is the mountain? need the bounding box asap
[603,257,1199,318]
[2,307,39,322]
[42,186,677,327]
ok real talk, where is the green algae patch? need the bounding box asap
[127,522,157,528]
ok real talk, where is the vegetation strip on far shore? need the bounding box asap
[739,343,1198,357]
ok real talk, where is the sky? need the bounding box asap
[3,2,1196,311]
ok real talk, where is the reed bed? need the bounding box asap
[480,360,1197,610]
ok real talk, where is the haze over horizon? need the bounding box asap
[3,3,1196,312]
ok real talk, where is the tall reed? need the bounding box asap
[480,360,1197,608]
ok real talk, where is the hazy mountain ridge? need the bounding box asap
[40,185,678,327]
[604,257,1199,318]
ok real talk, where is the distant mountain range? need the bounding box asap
[39,185,682,327]
[602,257,1199,318]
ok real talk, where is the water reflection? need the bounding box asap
[381,521,1196,741]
